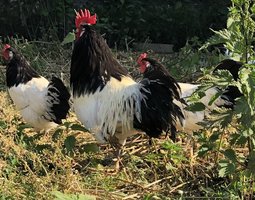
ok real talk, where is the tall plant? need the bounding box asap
[196,0,255,198]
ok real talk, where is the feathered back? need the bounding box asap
[70,25,129,97]
[6,47,40,87]
[134,57,184,141]
[142,57,182,101]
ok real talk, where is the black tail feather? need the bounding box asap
[47,77,71,124]
[214,59,243,81]
[134,78,184,140]
[214,59,244,106]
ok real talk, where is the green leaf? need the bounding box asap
[35,144,54,153]
[52,191,96,200]
[236,135,247,145]
[81,143,99,153]
[208,91,222,106]
[209,132,220,142]
[247,151,255,174]
[242,128,254,137]
[64,136,76,154]
[52,128,63,142]
[227,16,235,28]
[0,120,7,130]
[17,124,33,132]
[186,102,205,112]
[198,144,212,157]
[70,124,89,132]
[222,149,237,162]
[218,160,236,177]
[61,32,75,45]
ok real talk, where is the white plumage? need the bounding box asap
[72,76,144,144]
[8,77,57,131]
[71,9,184,147]
[2,44,70,132]
[175,82,231,133]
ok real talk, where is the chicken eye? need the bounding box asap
[9,51,14,60]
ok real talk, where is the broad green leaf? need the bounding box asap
[81,143,99,153]
[70,124,89,132]
[198,144,212,157]
[235,135,247,145]
[223,149,237,162]
[227,16,235,28]
[209,132,220,142]
[208,91,222,106]
[218,160,236,177]
[64,136,76,154]
[52,128,63,142]
[219,110,234,129]
[247,151,255,174]
[61,32,75,45]
[185,102,205,112]
[17,124,33,132]
[0,120,7,130]
[35,144,54,153]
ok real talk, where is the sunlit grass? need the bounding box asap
[0,40,240,199]
[0,89,237,199]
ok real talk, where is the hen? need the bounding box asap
[137,53,236,134]
[2,44,70,131]
[70,9,184,148]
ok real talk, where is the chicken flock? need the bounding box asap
[1,9,243,167]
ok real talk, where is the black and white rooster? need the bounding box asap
[137,54,237,134]
[2,44,70,131]
[70,9,184,148]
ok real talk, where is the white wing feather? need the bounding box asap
[8,77,57,131]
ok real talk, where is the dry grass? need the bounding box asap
[0,90,234,200]
[0,41,238,199]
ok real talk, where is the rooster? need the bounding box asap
[70,8,184,150]
[137,54,235,134]
[2,44,70,131]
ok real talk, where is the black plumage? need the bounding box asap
[71,22,184,144]
[134,58,184,141]
[70,24,128,97]
[5,47,40,87]
[47,77,71,124]
[214,59,244,103]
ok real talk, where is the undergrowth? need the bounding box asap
[0,90,239,199]
[0,1,252,198]
[0,38,238,199]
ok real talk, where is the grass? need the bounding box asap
[0,92,233,199]
[0,40,241,199]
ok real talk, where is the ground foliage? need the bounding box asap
[191,0,255,199]
[0,0,254,199]
[0,38,240,199]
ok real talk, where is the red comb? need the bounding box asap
[137,53,147,65]
[75,9,97,28]
[3,44,11,51]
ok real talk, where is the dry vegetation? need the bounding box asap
[0,97,232,200]
[0,90,234,200]
[0,41,238,199]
